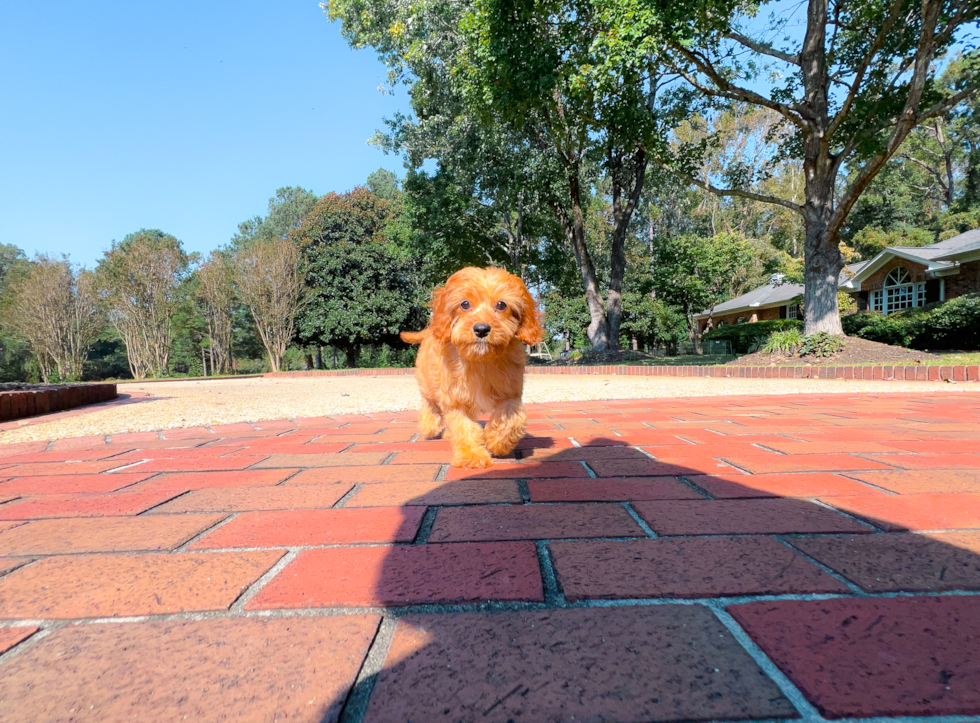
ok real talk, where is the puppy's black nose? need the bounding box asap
[473,323,491,338]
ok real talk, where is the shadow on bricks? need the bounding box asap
[285,436,980,722]
[1,393,980,722]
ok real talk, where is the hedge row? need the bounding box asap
[842,294,980,350]
[702,319,803,353]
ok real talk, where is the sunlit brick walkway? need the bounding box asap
[1,392,979,722]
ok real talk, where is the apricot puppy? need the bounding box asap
[400,267,543,468]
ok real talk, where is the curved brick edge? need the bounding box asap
[0,383,118,422]
[265,365,979,382]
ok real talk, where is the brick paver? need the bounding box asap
[0,472,155,495]
[729,596,980,717]
[0,551,282,618]
[428,503,642,541]
[632,498,873,535]
[0,625,36,654]
[365,606,795,722]
[550,536,849,598]
[787,531,980,592]
[188,507,425,548]
[0,616,379,723]
[0,514,225,555]
[247,542,543,607]
[2,390,980,721]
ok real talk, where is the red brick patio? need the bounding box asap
[1,392,979,722]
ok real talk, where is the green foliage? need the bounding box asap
[842,310,928,347]
[703,319,803,354]
[927,294,980,349]
[231,187,318,248]
[295,187,427,367]
[366,169,400,201]
[761,328,803,354]
[651,233,757,324]
[842,294,980,350]
[839,292,858,313]
[541,291,591,349]
[620,293,688,354]
[850,225,934,260]
[798,332,846,358]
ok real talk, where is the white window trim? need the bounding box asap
[874,267,927,315]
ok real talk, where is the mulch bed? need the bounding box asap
[728,336,940,367]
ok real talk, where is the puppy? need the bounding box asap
[400,267,543,468]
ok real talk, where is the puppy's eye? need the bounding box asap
[460,300,471,310]
[495,301,507,311]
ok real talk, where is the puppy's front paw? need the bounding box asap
[451,450,494,468]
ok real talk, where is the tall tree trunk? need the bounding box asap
[606,149,647,349]
[549,171,610,350]
[343,345,359,369]
[802,206,844,335]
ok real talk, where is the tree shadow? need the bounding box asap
[322,434,980,722]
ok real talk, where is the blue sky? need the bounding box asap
[0,1,410,267]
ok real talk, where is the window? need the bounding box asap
[786,304,798,320]
[873,267,925,315]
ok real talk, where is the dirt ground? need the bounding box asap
[729,336,940,366]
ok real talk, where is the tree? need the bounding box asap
[366,168,400,200]
[195,250,235,375]
[3,256,103,382]
[231,186,319,248]
[232,237,306,373]
[651,233,756,342]
[541,290,592,350]
[620,293,688,354]
[659,0,979,334]
[96,230,190,379]
[327,0,680,350]
[294,188,426,367]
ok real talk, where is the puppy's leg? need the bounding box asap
[485,398,527,458]
[444,408,492,468]
[418,398,444,439]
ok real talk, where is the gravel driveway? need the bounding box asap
[0,373,975,444]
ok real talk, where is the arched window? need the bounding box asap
[870,266,926,314]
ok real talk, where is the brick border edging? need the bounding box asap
[265,365,979,381]
[0,383,118,422]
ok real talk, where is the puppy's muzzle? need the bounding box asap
[473,323,491,339]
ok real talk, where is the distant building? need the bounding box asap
[695,228,980,334]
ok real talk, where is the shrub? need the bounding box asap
[842,294,980,350]
[798,332,846,357]
[761,328,803,354]
[925,294,980,349]
[703,319,803,354]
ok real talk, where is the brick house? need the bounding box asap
[695,228,980,334]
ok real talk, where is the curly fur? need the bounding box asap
[400,267,543,468]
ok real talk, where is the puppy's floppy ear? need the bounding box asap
[429,285,453,342]
[516,282,544,345]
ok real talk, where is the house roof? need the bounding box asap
[705,281,804,316]
[694,227,978,320]
[841,227,980,289]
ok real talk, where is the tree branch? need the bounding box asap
[655,158,804,215]
[826,0,905,137]
[899,153,949,193]
[726,31,799,65]
[828,0,945,240]
[669,45,808,128]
